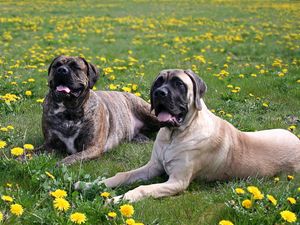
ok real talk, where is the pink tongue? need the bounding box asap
[56,85,71,93]
[157,112,173,122]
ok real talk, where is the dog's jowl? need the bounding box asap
[41,55,160,165]
[76,69,300,203]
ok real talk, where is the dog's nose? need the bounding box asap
[57,66,69,75]
[154,88,168,98]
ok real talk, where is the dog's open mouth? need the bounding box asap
[56,85,71,94]
[155,105,184,127]
[55,85,83,97]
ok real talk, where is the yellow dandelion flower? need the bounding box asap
[297,79,300,83]
[1,195,13,202]
[100,192,110,198]
[6,125,14,130]
[25,91,32,96]
[50,189,67,198]
[126,218,135,225]
[235,188,245,194]
[287,197,296,204]
[0,211,3,221]
[109,75,115,81]
[288,125,296,132]
[103,67,113,74]
[120,204,134,217]
[267,195,277,205]
[0,127,8,132]
[262,102,269,107]
[70,212,87,224]
[109,84,117,90]
[247,186,264,200]
[242,199,252,209]
[226,113,233,118]
[253,192,264,200]
[134,92,141,97]
[219,220,234,225]
[10,203,24,216]
[287,175,294,181]
[247,186,259,194]
[100,57,106,62]
[280,210,297,223]
[36,98,44,103]
[53,198,70,212]
[132,84,138,91]
[28,78,35,82]
[122,87,132,93]
[6,183,12,188]
[0,140,7,149]
[274,177,280,182]
[23,144,34,151]
[107,211,117,218]
[45,171,55,180]
[11,147,24,156]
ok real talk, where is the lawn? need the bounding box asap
[0,0,300,224]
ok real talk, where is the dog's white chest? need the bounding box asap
[160,144,179,175]
[51,102,66,114]
[53,129,80,154]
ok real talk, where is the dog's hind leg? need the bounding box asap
[57,146,103,166]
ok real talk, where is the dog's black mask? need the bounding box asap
[48,55,99,107]
[150,71,189,127]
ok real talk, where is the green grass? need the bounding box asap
[0,0,300,224]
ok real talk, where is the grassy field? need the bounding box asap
[0,0,300,224]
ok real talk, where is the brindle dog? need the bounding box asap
[41,55,159,165]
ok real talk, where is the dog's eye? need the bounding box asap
[154,77,164,87]
[175,80,184,87]
[69,62,81,70]
[54,62,62,68]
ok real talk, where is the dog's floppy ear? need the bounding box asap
[184,69,207,110]
[48,55,62,75]
[80,57,100,89]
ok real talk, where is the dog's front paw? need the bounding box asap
[106,195,123,204]
[122,188,145,202]
[74,181,93,191]
[57,155,78,166]
[74,177,105,191]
